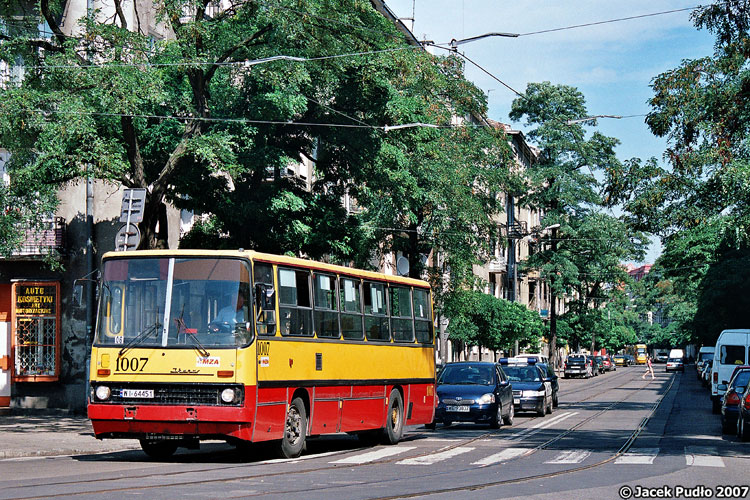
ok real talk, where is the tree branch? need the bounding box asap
[121,116,146,188]
[204,24,273,83]
[112,0,128,29]
[40,0,69,48]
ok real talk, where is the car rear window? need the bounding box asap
[732,371,750,389]
[568,355,585,361]
[721,345,747,365]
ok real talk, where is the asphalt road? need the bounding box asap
[1,364,747,500]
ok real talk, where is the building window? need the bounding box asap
[11,282,60,382]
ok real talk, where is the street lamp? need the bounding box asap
[449,32,519,50]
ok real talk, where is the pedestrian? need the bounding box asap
[642,355,655,380]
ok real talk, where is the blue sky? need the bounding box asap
[385,1,716,263]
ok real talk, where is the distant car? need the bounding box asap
[720,368,750,434]
[665,357,685,372]
[701,360,713,387]
[625,355,636,366]
[564,354,592,379]
[537,362,560,408]
[600,355,616,372]
[655,352,669,363]
[430,362,515,429]
[500,361,554,416]
[593,356,605,374]
[613,354,628,367]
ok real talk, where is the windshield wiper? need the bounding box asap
[175,306,210,358]
[118,320,161,358]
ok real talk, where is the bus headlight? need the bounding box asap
[95,385,111,401]
[221,388,237,404]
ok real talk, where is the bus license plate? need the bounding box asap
[446,405,470,412]
[121,389,154,398]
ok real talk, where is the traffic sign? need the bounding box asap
[119,188,146,223]
[115,223,141,251]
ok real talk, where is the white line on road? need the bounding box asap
[397,446,474,465]
[330,446,417,464]
[685,446,724,467]
[615,447,659,464]
[471,447,529,466]
[545,449,592,464]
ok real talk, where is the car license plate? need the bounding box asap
[121,389,154,398]
[513,398,520,404]
[445,405,470,412]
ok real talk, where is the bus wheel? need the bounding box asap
[279,397,307,458]
[382,389,404,445]
[139,439,178,460]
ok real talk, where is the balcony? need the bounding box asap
[10,217,65,258]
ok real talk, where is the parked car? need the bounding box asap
[701,359,713,387]
[736,380,750,441]
[593,356,605,374]
[665,356,685,372]
[613,354,629,367]
[500,361,554,416]
[720,368,750,433]
[564,354,592,379]
[430,362,514,429]
[696,346,715,378]
[600,355,616,372]
[625,354,636,366]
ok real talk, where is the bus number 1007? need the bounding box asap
[116,357,149,372]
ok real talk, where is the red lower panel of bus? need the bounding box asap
[88,383,435,444]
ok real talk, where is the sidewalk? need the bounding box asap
[0,410,140,459]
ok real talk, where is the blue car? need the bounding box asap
[430,362,514,429]
[499,359,554,416]
[721,368,750,433]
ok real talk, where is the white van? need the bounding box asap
[669,348,684,359]
[711,329,750,414]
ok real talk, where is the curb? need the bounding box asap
[0,444,142,460]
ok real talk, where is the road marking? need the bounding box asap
[330,446,417,464]
[545,449,592,464]
[508,412,578,441]
[471,447,528,466]
[685,446,724,467]
[396,446,474,465]
[615,447,659,464]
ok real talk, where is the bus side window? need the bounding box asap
[413,288,433,343]
[340,277,363,340]
[253,263,276,336]
[389,286,414,342]
[314,273,340,339]
[364,281,389,341]
[278,267,313,336]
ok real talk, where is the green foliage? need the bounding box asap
[445,289,543,354]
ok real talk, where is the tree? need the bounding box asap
[509,82,646,365]
[444,289,542,359]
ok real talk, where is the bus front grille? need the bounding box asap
[92,382,244,406]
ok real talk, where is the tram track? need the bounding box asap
[3,369,674,500]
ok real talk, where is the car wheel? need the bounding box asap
[721,415,732,434]
[553,393,559,408]
[740,417,750,442]
[424,421,436,430]
[537,399,546,417]
[546,395,553,414]
[490,405,502,429]
[502,403,514,426]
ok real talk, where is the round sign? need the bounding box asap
[115,223,141,251]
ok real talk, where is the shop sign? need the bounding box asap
[15,285,57,316]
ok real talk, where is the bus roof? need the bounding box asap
[101,249,430,288]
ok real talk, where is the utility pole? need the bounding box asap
[549,225,559,371]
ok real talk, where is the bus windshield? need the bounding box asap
[96,257,253,348]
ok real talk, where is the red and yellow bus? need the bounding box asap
[88,250,436,458]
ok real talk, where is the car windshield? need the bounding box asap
[503,366,541,382]
[438,365,495,385]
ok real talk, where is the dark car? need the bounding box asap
[737,380,750,441]
[500,361,554,416]
[430,362,514,428]
[593,356,605,374]
[720,368,750,433]
[625,354,636,366]
[537,362,560,408]
[701,359,713,387]
[655,352,669,363]
[564,354,592,379]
